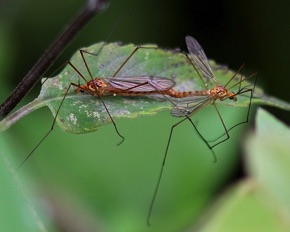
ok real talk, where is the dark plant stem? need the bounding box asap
[0,0,108,119]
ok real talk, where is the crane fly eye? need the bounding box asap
[228,92,237,100]
[229,92,237,101]
[80,89,85,93]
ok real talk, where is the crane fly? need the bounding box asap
[171,36,256,151]
[146,36,257,225]
[16,45,180,171]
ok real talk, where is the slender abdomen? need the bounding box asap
[164,89,209,98]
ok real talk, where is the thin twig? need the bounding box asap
[0,0,108,119]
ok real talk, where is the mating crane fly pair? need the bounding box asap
[16,36,256,224]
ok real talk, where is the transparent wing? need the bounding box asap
[106,76,176,92]
[171,95,212,117]
[185,36,217,82]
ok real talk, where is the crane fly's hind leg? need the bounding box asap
[147,116,188,226]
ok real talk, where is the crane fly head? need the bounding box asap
[74,85,89,94]
[228,92,237,101]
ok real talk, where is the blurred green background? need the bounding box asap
[1,0,290,231]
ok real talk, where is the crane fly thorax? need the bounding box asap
[208,85,237,101]
[88,78,107,90]
[209,85,227,97]
[85,78,108,95]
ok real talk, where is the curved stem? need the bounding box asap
[0,98,46,132]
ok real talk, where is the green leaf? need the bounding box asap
[245,108,290,211]
[1,42,289,133]
[196,108,290,231]
[198,180,290,232]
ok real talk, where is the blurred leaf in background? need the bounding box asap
[196,108,290,232]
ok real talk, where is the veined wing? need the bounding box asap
[185,36,217,83]
[106,76,176,92]
[171,95,213,117]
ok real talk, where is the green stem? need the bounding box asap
[0,99,46,132]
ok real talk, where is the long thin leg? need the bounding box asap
[112,46,158,77]
[147,117,187,226]
[79,45,159,77]
[185,115,217,161]
[15,82,78,171]
[209,102,231,149]
[146,113,217,225]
